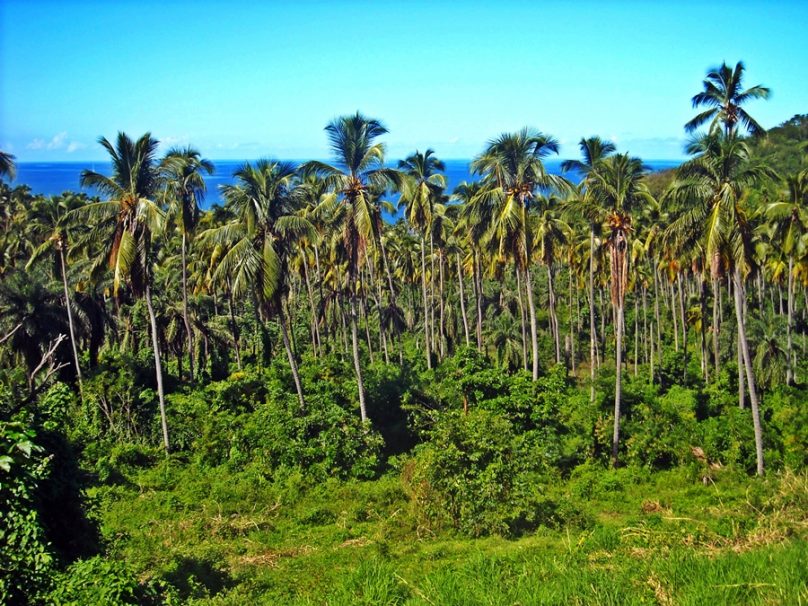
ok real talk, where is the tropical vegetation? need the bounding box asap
[0,61,806,604]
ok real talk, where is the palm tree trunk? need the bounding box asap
[314,243,329,352]
[634,294,639,377]
[302,254,320,358]
[350,289,368,422]
[59,246,83,395]
[145,284,169,453]
[420,237,432,369]
[548,266,560,364]
[612,300,624,468]
[429,233,437,355]
[438,248,446,359]
[474,250,483,349]
[653,265,662,349]
[734,275,746,409]
[378,235,402,364]
[733,268,764,476]
[279,301,306,410]
[569,273,576,375]
[787,258,794,385]
[181,232,194,382]
[712,277,721,380]
[678,275,687,382]
[589,230,597,402]
[524,265,539,381]
[516,267,528,371]
[457,253,471,346]
[226,280,242,371]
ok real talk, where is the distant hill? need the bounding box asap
[751,114,808,177]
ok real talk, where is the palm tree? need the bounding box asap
[471,128,568,380]
[766,169,808,385]
[562,137,616,399]
[26,194,88,394]
[161,147,214,382]
[454,181,487,350]
[589,153,653,467]
[78,132,170,452]
[533,195,570,365]
[398,149,446,368]
[205,160,312,409]
[0,151,16,182]
[302,113,402,423]
[685,61,770,136]
[665,132,777,476]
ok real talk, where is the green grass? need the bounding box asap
[89,463,808,604]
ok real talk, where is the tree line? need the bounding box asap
[1,61,805,478]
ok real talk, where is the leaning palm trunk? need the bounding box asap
[181,232,194,382]
[58,244,83,395]
[732,268,764,476]
[145,284,169,452]
[279,302,306,410]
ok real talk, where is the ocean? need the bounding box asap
[10,159,681,212]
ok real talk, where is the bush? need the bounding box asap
[0,421,53,604]
[625,386,698,469]
[402,409,569,537]
[47,556,175,605]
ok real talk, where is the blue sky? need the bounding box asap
[1,0,806,161]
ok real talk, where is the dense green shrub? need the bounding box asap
[625,386,698,469]
[46,556,175,605]
[0,421,53,604]
[402,409,574,537]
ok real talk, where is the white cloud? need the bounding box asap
[46,131,68,150]
[25,132,86,154]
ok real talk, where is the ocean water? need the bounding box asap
[10,159,681,212]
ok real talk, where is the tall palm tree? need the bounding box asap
[589,153,653,467]
[0,151,16,182]
[78,132,170,452]
[685,61,770,136]
[26,194,88,394]
[161,146,214,382]
[398,149,446,369]
[302,112,402,422]
[562,137,616,399]
[205,160,312,409]
[472,128,567,380]
[665,132,777,476]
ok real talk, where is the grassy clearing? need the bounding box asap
[90,463,808,604]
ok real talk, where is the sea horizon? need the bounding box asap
[9,158,684,209]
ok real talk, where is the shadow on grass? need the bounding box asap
[163,556,234,599]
